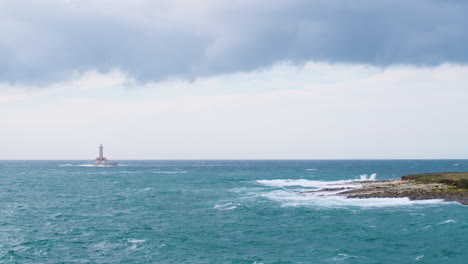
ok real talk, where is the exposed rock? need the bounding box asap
[299,187,350,194]
[337,175,468,205]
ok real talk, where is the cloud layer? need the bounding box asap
[3,63,468,159]
[1,0,468,85]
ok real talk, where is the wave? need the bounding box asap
[255,178,446,208]
[116,171,144,174]
[359,173,376,181]
[128,239,146,244]
[58,164,73,167]
[151,171,188,174]
[260,190,444,208]
[439,219,456,225]
[256,173,376,190]
[77,164,122,167]
[117,164,231,167]
[256,179,361,189]
[213,203,238,210]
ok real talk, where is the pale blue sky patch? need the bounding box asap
[2,63,468,159]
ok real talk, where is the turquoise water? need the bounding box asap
[0,160,466,263]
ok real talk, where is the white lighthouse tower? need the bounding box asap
[99,144,104,160]
[92,144,118,166]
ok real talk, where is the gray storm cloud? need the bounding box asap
[1,0,468,85]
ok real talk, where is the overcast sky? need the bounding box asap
[2,0,468,159]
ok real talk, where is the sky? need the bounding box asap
[1,0,468,159]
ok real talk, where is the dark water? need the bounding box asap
[0,160,467,263]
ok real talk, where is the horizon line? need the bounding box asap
[1,158,468,161]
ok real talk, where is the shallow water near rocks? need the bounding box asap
[0,160,467,263]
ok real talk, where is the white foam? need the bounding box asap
[214,203,232,209]
[440,219,456,224]
[152,171,188,174]
[128,239,146,244]
[78,164,120,167]
[359,173,376,181]
[59,164,72,167]
[129,244,138,250]
[256,177,446,208]
[260,190,445,208]
[305,168,318,171]
[330,253,357,261]
[213,203,238,210]
[220,206,237,210]
[256,179,359,189]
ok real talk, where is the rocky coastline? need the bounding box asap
[337,173,468,205]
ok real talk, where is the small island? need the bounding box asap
[339,172,468,205]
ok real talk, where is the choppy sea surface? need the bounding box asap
[0,160,467,263]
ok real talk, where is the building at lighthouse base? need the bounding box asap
[93,158,118,166]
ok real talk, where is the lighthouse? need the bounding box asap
[92,144,118,166]
[99,144,104,159]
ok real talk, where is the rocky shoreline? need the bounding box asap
[337,178,468,205]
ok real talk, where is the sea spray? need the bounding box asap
[359,173,377,181]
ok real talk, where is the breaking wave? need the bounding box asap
[77,164,121,167]
[151,171,188,174]
[213,203,238,211]
[256,179,361,189]
[255,177,445,208]
[359,173,376,181]
[259,190,444,208]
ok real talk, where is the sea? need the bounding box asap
[0,160,466,264]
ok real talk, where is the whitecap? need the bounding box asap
[359,173,377,181]
[256,178,446,208]
[214,203,232,209]
[330,253,357,261]
[256,179,360,189]
[129,244,138,250]
[260,190,445,208]
[214,203,238,210]
[220,206,237,210]
[117,171,144,174]
[58,164,72,167]
[77,164,120,167]
[440,219,456,224]
[128,239,146,244]
[152,171,188,174]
